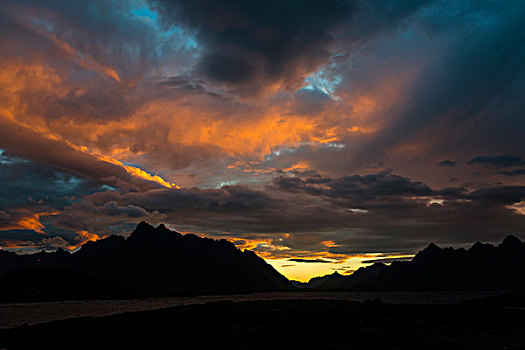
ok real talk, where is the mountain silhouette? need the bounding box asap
[0,222,293,301]
[2,229,524,300]
[296,235,525,291]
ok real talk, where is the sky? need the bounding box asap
[1,0,525,281]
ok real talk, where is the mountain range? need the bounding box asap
[0,222,292,301]
[294,235,525,291]
[1,224,524,301]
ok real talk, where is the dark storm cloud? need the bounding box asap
[0,230,43,242]
[47,185,276,235]
[274,171,525,211]
[40,170,524,255]
[56,184,334,235]
[362,257,411,264]
[437,160,456,167]
[0,152,104,210]
[3,166,524,255]
[152,0,431,94]
[152,0,355,92]
[468,155,525,168]
[288,258,332,263]
[274,171,439,206]
[271,171,525,251]
[0,229,73,252]
[69,201,151,218]
[468,186,525,206]
[49,198,164,235]
[468,156,525,177]
[353,1,525,165]
[499,169,525,177]
[90,185,275,215]
[0,152,128,246]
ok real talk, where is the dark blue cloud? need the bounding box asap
[468,155,525,168]
[468,155,525,177]
[437,160,456,167]
[355,1,525,162]
[152,0,432,94]
[0,151,106,210]
[288,258,332,263]
[499,169,525,177]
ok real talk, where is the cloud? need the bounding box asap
[151,0,431,95]
[349,1,525,173]
[468,155,525,168]
[0,152,106,209]
[41,236,70,249]
[499,169,525,177]
[0,118,172,191]
[50,198,165,235]
[1,0,525,271]
[274,171,437,203]
[288,258,332,264]
[29,170,520,257]
[437,160,456,167]
[152,0,356,94]
[293,88,333,116]
[362,256,412,264]
[467,155,525,177]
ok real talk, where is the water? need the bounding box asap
[0,291,503,329]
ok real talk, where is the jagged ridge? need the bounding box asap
[0,222,293,301]
[296,235,525,291]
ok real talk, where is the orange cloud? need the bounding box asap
[0,10,391,193]
[0,240,39,250]
[0,48,384,185]
[0,210,59,234]
[93,153,180,189]
[507,201,525,215]
[320,240,339,248]
[60,230,103,250]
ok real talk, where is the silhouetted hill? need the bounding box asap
[0,222,293,301]
[291,271,348,289]
[0,248,71,277]
[0,266,135,302]
[297,235,525,291]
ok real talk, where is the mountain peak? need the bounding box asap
[135,221,155,232]
[500,235,522,248]
[469,241,493,252]
[0,222,293,298]
[419,242,441,254]
[413,242,442,262]
[129,221,156,238]
[426,242,440,250]
[128,222,182,246]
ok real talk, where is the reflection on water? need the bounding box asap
[0,291,502,329]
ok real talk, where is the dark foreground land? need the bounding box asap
[1,293,524,349]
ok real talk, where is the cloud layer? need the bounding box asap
[1,0,525,279]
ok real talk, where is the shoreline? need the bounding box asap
[0,290,506,329]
